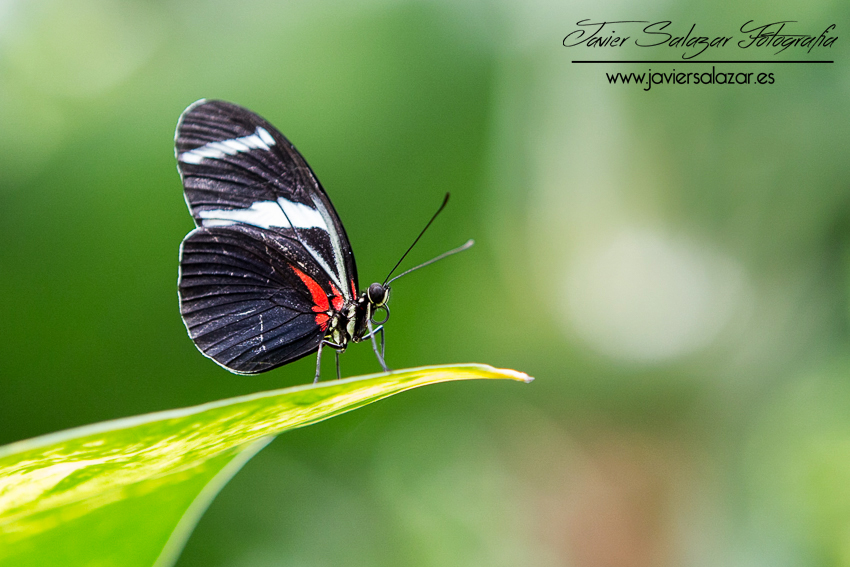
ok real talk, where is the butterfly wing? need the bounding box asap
[179,225,340,374]
[176,99,358,300]
[175,100,357,373]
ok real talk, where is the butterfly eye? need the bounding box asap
[371,304,390,325]
[367,283,389,306]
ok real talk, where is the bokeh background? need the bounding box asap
[1,1,849,566]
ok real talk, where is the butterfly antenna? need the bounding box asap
[385,239,474,286]
[383,192,450,285]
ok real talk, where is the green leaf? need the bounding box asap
[0,363,531,567]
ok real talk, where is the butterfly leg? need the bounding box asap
[335,350,341,380]
[361,325,383,339]
[366,317,390,372]
[314,341,326,383]
[379,327,386,360]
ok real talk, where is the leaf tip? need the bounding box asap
[494,366,534,383]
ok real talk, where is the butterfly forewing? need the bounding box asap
[176,99,358,298]
[176,100,357,373]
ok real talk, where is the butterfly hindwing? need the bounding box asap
[178,224,343,374]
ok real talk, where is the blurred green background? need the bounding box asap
[1,0,849,565]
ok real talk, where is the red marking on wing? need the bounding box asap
[315,313,330,330]
[330,283,344,311]
[290,266,329,312]
[351,279,357,299]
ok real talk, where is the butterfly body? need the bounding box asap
[324,283,390,352]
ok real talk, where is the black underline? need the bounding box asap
[572,60,833,64]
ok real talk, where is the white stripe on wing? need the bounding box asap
[179,127,276,164]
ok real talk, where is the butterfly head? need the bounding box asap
[367,282,390,307]
[365,282,391,328]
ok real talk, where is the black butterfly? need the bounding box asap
[175,100,471,381]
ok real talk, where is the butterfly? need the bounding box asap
[175,100,472,382]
